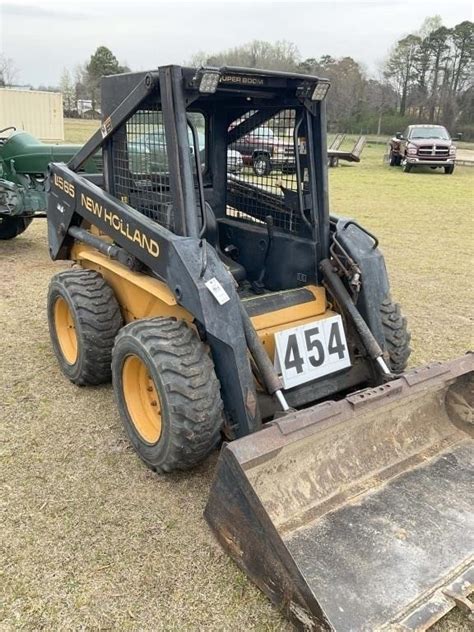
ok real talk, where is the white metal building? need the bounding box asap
[0,88,64,141]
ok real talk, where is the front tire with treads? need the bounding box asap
[47,269,123,385]
[112,318,224,472]
[389,150,400,166]
[380,297,411,374]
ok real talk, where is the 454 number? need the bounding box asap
[284,322,346,373]
[275,315,351,389]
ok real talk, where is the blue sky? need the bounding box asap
[1,0,472,86]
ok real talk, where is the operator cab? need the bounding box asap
[100,66,330,293]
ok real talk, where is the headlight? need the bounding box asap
[196,69,220,94]
[449,146,456,155]
[407,145,417,155]
[311,80,330,101]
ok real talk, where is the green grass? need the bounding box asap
[328,141,474,366]
[64,118,99,143]
[328,133,474,151]
[64,119,474,151]
[2,128,473,630]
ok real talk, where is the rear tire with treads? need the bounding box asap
[380,297,411,374]
[0,216,33,240]
[47,269,123,385]
[112,318,224,473]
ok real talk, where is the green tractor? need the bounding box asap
[0,126,100,240]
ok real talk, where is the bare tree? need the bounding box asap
[59,68,76,115]
[73,64,89,101]
[425,26,451,121]
[189,40,301,72]
[450,21,474,97]
[0,54,19,86]
[383,17,473,126]
[418,15,443,39]
[366,75,397,134]
[384,35,421,116]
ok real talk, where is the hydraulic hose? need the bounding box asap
[320,258,392,377]
[238,302,290,411]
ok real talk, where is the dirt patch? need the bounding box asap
[1,224,289,630]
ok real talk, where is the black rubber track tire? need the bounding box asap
[380,297,411,374]
[112,318,224,473]
[389,150,398,166]
[0,216,33,240]
[47,269,123,385]
[444,165,455,174]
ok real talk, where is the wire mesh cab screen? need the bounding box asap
[227,108,310,234]
[112,106,205,233]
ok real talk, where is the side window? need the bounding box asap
[226,108,308,234]
[141,127,168,173]
[113,108,175,231]
[126,111,167,175]
[111,109,207,234]
[403,128,410,140]
[124,111,206,177]
[187,112,206,172]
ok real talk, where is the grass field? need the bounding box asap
[63,118,99,143]
[1,122,473,631]
[62,117,474,149]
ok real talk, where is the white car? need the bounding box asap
[227,148,243,174]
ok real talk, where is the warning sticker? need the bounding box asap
[205,277,230,305]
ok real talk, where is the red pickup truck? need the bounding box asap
[389,124,457,174]
[229,126,295,176]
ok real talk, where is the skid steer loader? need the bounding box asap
[45,66,473,631]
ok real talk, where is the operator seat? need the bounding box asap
[203,202,246,283]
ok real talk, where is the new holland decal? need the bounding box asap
[80,193,160,258]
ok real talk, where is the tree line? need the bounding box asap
[191,17,473,138]
[384,17,473,130]
[59,46,130,117]
[2,15,472,138]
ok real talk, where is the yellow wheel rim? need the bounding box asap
[54,297,78,365]
[122,355,162,444]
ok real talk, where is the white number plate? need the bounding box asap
[274,315,351,389]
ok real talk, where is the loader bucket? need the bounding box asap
[205,355,473,631]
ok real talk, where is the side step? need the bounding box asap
[205,354,473,631]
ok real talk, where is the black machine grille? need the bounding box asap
[227,108,308,234]
[112,107,175,231]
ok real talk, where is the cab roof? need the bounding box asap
[101,65,330,117]
[408,124,446,128]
